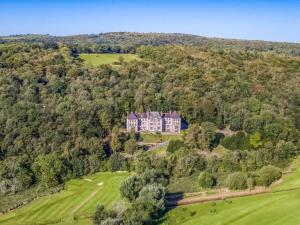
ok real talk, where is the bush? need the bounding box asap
[124,139,137,154]
[119,175,143,201]
[141,169,167,186]
[122,184,166,225]
[93,205,109,225]
[225,172,247,190]
[258,165,282,186]
[246,177,255,189]
[108,153,128,172]
[135,184,166,218]
[221,132,251,150]
[174,153,206,177]
[198,172,215,188]
[122,203,150,225]
[167,140,184,153]
[100,218,121,225]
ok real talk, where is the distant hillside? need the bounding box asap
[1,32,300,55]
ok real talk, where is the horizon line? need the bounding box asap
[1,32,300,45]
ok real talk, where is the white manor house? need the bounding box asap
[126,111,181,133]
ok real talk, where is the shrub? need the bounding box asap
[221,132,251,150]
[174,153,206,177]
[124,139,137,154]
[167,140,184,153]
[119,175,143,201]
[198,172,215,188]
[225,172,247,190]
[135,184,166,218]
[93,205,109,225]
[246,177,255,189]
[122,203,150,225]
[141,169,167,186]
[258,165,282,186]
[100,218,121,225]
[108,153,128,172]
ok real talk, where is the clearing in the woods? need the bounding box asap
[79,53,140,66]
[0,172,130,225]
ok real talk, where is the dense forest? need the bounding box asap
[0,34,300,224]
[2,32,300,55]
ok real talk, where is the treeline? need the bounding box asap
[2,32,300,55]
[0,42,300,198]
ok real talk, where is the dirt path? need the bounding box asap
[167,187,270,206]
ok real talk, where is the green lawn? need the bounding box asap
[79,53,140,66]
[0,172,130,225]
[140,133,182,144]
[160,160,300,225]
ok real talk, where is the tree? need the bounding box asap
[225,172,247,190]
[199,122,216,150]
[108,153,127,172]
[135,184,166,218]
[184,124,200,149]
[32,153,66,188]
[198,171,215,188]
[110,127,126,152]
[274,141,297,163]
[119,175,143,201]
[221,131,250,150]
[124,139,137,154]
[141,168,167,186]
[174,153,206,177]
[201,99,216,122]
[93,205,109,225]
[258,165,282,186]
[167,140,184,153]
[249,132,262,149]
[122,203,150,225]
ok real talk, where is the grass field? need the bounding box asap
[0,172,130,225]
[79,53,140,66]
[160,159,300,225]
[140,133,182,144]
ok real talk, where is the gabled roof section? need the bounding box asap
[127,112,138,120]
[139,112,147,118]
[171,111,180,119]
[149,111,162,119]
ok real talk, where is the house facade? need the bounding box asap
[126,111,181,133]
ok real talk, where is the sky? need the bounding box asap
[0,0,300,43]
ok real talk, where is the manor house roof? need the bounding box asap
[128,111,180,119]
[127,112,138,120]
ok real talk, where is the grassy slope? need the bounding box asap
[140,133,182,143]
[0,172,130,225]
[79,53,140,66]
[161,159,300,225]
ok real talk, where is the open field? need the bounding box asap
[160,159,300,225]
[0,172,130,225]
[79,53,140,66]
[140,133,182,144]
[0,184,63,214]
